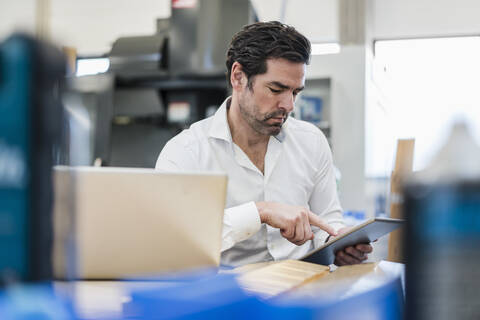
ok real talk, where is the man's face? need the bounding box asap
[237,58,306,136]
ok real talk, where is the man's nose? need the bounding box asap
[279,93,295,113]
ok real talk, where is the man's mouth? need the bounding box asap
[269,117,284,122]
[263,112,288,127]
[265,113,286,121]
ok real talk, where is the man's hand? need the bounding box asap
[333,227,373,266]
[256,202,337,246]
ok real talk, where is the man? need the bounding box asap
[156,21,372,267]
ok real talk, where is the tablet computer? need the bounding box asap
[301,217,404,265]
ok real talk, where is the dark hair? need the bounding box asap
[226,21,311,88]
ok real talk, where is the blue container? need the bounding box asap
[405,182,480,320]
[0,284,75,319]
[0,34,65,283]
[268,277,404,320]
[125,269,404,320]
[124,273,265,319]
[298,95,323,123]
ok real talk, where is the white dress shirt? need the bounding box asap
[155,97,345,267]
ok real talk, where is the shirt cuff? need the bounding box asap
[221,201,261,252]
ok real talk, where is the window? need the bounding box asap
[76,57,110,77]
[367,37,480,177]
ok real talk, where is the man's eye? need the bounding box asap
[269,88,282,94]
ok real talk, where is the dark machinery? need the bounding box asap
[67,0,255,168]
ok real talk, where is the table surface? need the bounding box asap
[54,260,405,319]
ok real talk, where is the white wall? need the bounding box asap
[1,0,340,55]
[49,0,170,55]
[1,0,338,55]
[0,0,36,40]
[373,0,480,39]
[0,0,170,55]
[251,0,338,42]
[307,47,367,211]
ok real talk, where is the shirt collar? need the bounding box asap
[208,97,234,142]
[208,96,287,143]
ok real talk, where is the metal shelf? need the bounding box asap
[116,74,228,91]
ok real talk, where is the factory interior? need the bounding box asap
[1,0,480,319]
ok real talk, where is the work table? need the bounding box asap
[54,260,404,319]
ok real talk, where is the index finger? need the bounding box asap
[308,211,337,236]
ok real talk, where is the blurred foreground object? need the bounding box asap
[52,166,227,279]
[404,121,480,319]
[0,34,65,284]
[121,261,403,319]
[0,284,73,319]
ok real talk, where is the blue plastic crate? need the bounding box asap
[124,273,265,319]
[0,284,75,320]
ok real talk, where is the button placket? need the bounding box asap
[264,136,284,260]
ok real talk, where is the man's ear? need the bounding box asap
[230,61,246,90]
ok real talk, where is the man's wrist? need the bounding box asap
[255,201,268,223]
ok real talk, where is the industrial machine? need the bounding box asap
[66,0,255,168]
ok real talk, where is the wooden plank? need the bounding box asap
[387,139,414,263]
[281,261,405,300]
[62,46,77,76]
[393,139,415,174]
[235,260,329,298]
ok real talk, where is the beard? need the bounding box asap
[238,101,289,136]
[236,82,291,136]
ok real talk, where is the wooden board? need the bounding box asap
[235,260,330,298]
[283,261,405,300]
[387,139,414,262]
